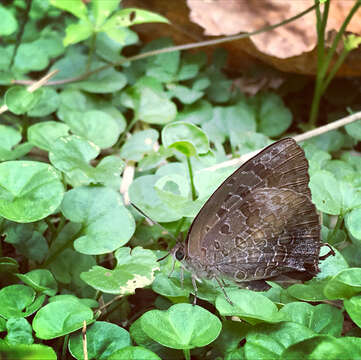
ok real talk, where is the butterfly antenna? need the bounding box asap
[130,202,178,243]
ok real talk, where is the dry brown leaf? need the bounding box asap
[187,0,361,59]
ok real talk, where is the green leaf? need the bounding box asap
[215,289,280,324]
[282,335,361,360]
[0,342,56,360]
[305,131,345,152]
[48,295,98,308]
[58,89,126,133]
[129,174,181,222]
[155,173,201,218]
[49,135,109,187]
[309,171,342,215]
[140,303,222,350]
[108,346,161,360]
[49,248,96,297]
[27,87,60,117]
[130,318,183,359]
[324,160,355,181]
[344,34,361,52]
[5,318,33,345]
[236,132,272,155]
[205,67,232,103]
[317,245,349,279]
[346,208,361,241]
[345,120,361,141]
[63,21,94,46]
[120,129,159,161]
[103,8,168,29]
[63,110,122,148]
[176,100,213,125]
[32,299,93,340]
[345,294,361,328]
[245,322,315,359]
[28,121,70,151]
[257,92,292,137]
[50,50,87,81]
[0,5,17,35]
[121,77,177,124]
[11,40,52,72]
[287,279,329,302]
[5,86,39,115]
[69,321,131,360]
[0,257,19,274]
[0,161,64,223]
[162,121,209,156]
[92,0,120,27]
[3,222,49,263]
[61,186,135,255]
[324,268,361,299]
[50,0,88,20]
[16,269,58,296]
[167,84,203,104]
[212,320,250,358]
[0,285,45,319]
[77,66,127,93]
[81,247,159,294]
[0,125,32,161]
[279,302,343,336]
[152,273,189,298]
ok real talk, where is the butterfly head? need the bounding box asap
[170,242,187,262]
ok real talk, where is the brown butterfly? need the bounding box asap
[169,138,333,303]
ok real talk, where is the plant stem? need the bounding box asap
[321,48,349,93]
[45,217,57,240]
[61,334,69,360]
[183,349,190,360]
[86,33,97,72]
[309,0,361,127]
[42,228,83,267]
[55,216,66,238]
[175,217,186,239]
[328,215,344,243]
[186,157,196,201]
[115,115,139,148]
[9,0,32,69]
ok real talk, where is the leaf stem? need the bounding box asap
[309,0,361,127]
[42,228,83,267]
[327,215,344,243]
[61,334,69,360]
[86,33,97,72]
[183,349,191,360]
[186,157,196,201]
[9,0,32,69]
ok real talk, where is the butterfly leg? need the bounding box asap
[319,243,335,260]
[215,277,233,306]
[180,266,184,289]
[191,275,198,305]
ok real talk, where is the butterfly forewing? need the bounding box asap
[185,138,321,281]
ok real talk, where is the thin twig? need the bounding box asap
[120,161,135,205]
[0,70,59,115]
[82,321,88,360]
[205,110,361,171]
[12,4,317,86]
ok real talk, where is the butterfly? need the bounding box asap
[168,137,333,304]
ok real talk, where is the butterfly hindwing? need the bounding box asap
[201,187,320,281]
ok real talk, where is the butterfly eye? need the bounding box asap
[175,248,185,261]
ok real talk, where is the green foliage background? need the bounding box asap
[1,0,361,359]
